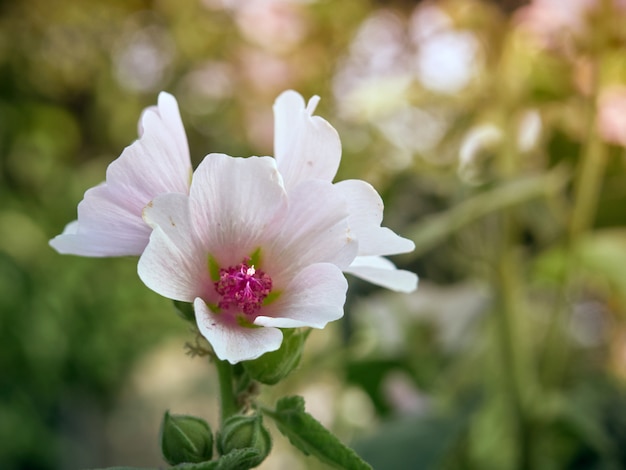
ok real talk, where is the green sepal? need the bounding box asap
[248,247,262,267]
[242,329,308,385]
[207,254,221,282]
[160,411,213,465]
[217,413,271,468]
[173,300,196,323]
[264,395,372,470]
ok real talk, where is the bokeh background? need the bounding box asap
[2,0,626,468]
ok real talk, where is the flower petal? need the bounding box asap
[49,184,151,256]
[264,179,357,281]
[254,263,347,329]
[345,256,418,293]
[273,90,341,190]
[50,92,192,257]
[106,92,191,200]
[188,154,288,267]
[194,298,283,364]
[334,179,415,256]
[138,193,210,302]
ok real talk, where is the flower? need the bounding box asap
[138,154,357,363]
[49,92,192,257]
[273,90,417,292]
[598,85,626,147]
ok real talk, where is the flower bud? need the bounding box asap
[160,411,213,465]
[217,413,271,466]
[242,329,307,385]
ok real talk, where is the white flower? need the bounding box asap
[273,90,417,292]
[138,154,357,363]
[49,92,191,257]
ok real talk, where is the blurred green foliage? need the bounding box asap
[2,0,626,469]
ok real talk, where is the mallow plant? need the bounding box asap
[51,90,417,469]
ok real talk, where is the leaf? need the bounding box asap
[90,448,261,470]
[404,165,570,259]
[352,393,480,470]
[265,396,372,470]
[175,448,262,470]
[213,448,262,470]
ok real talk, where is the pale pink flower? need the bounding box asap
[138,154,357,363]
[598,85,626,147]
[273,90,417,292]
[514,0,626,46]
[50,92,192,256]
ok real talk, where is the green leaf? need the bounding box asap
[88,467,153,470]
[404,165,570,259]
[214,447,263,470]
[265,396,372,470]
[352,395,479,470]
[173,300,196,323]
[90,448,261,470]
[177,447,261,470]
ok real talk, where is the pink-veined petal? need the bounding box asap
[49,184,151,256]
[273,90,342,190]
[189,154,288,266]
[140,92,189,163]
[335,179,415,256]
[50,92,192,257]
[138,193,210,302]
[106,93,191,200]
[264,179,357,282]
[194,298,284,364]
[345,256,418,293]
[254,263,347,329]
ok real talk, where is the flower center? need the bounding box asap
[214,259,272,316]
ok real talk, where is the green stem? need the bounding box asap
[494,213,531,470]
[541,54,608,387]
[490,106,532,469]
[214,358,238,425]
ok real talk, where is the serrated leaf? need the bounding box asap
[265,396,372,470]
[214,447,262,470]
[161,447,260,470]
[88,467,152,470]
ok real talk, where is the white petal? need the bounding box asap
[254,263,347,329]
[335,179,415,256]
[273,90,342,190]
[50,93,192,257]
[264,179,357,281]
[50,185,151,257]
[138,194,210,302]
[189,154,288,266]
[345,256,418,293]
[106,96,191,199]
[194,299,283,364]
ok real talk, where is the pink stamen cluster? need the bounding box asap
[214,260,272,316]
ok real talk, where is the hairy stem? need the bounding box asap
[215,358,238,426]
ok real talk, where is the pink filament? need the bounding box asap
[214,260,272,315]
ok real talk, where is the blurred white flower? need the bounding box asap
[458,124,502,185]
[113,25,174,93]
[414,29,480,95]
[597,85,626,147]
[517,109,543,152]
[410,4,481,95]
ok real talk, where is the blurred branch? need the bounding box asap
[404,166,571,260]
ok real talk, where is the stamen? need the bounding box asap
[214,259,272,316]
